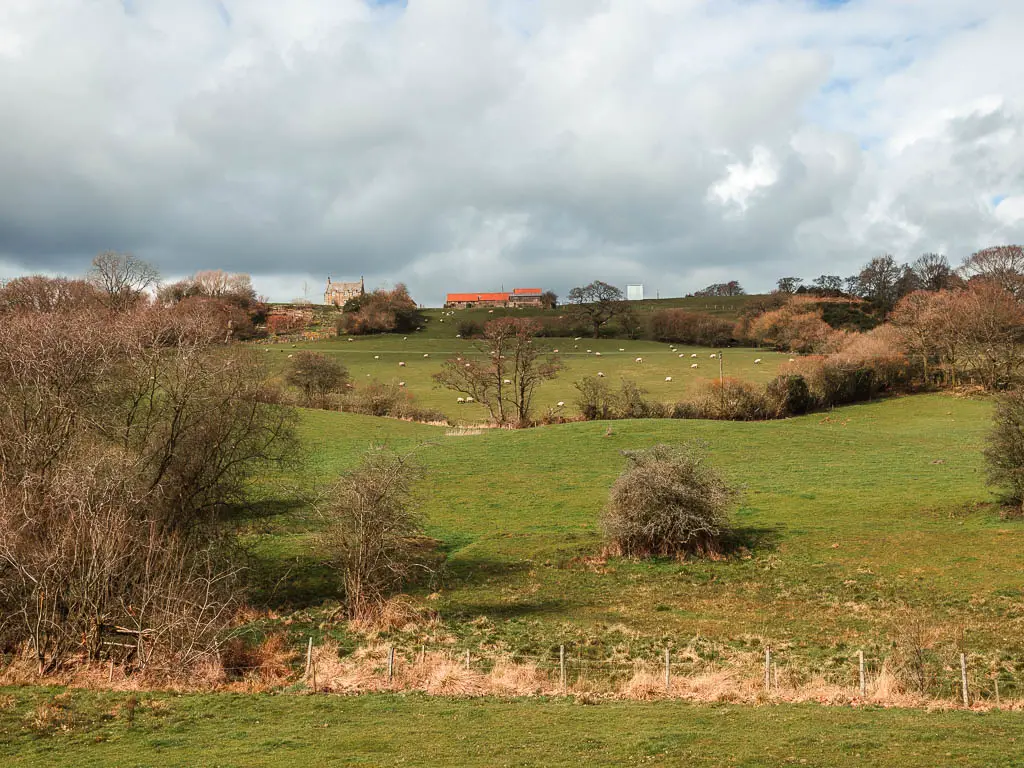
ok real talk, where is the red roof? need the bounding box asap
[446,292,510,303]
[512,288,542,295]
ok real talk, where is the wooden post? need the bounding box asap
[858,650,866,698]
[312,661,317,694]
[764,647,771,692]
[465,649,471,670]
[559,645,566,692]
[420,645,425,664]
[305,637,313,677]
[108,658,114,684]
[994,676,1001,707]
[664,647,671,694]
[960,653,969,707]
[388,646,395,683]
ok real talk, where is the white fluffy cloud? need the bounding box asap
[0,0,1022,303]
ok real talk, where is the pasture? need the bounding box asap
[262,332,789,421]
[3,688,1023,767]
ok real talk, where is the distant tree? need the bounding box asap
[960,245,1024,299]
[616,305,644,340]
[540,290,558,309]
[88,252,160,311]
[911,253,959,292]
[694,281,745,297]
[601,443,736,559]
[0,275,101,314]
[434,317,561,425]
[843,275,862,297]
[286,351,349,407]
[775,277,803,294]
[811,275,844,296]
[566,281,625,338]
[948,281,1024,390]
[856,254,902,312]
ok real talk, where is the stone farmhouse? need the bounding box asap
[444,287,544,309]
[324,276,365,307]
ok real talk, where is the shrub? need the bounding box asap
[343,381,408,417]
[339,284,424,335]
[574,378,667,420]
[601,444,736,558]
[319,448,428,619]
[764,374,812,417]
[285,351,349,407]
[615,379,668,419]
[684,378,771,420]
[456,319,485,339]
[575,376,616,421]
[983,389,1024,511]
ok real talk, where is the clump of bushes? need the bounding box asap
[339,284,423,335]
[575,377,667,420]
[601,443,736,559]
[285,351,349,407]
[456,319,484,339]
[341,381,448,424]
[648,309,734,347]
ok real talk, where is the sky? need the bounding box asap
[1,0,1022,305]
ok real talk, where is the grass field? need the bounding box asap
[3,688,1023,767]
[243,391,1024,685]
[262,334,788,421]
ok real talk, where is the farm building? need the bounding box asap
[445,287,544,309]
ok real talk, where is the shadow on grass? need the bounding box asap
[444,598,575,622]
[724,525,784,554]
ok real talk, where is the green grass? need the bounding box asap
[246,393,1024,671]
[264,334,787,421]
[3,688,1023,767]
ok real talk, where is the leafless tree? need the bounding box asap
[318,448,427,620]
[911,253,960,292]
[88,251,160,311]
[285,351,349,408]
[960,245,1024,299]
[0,275,102,315]
[434,317,561,425]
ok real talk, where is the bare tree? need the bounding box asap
[775,277,803,294]
[88,251,160,311]
[434,317,561,425]
[567,281,625,338]
[0,275,101,314]
[911,253,959,292]
[318,448,426,620]
[855,254,902,312]
[960,245,1024,299]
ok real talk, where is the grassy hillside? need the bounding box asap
[4,688,1023,767]
[246,394,1024,671]
[262,335,788,421]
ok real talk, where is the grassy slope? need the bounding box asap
[263,335,788,421]
[250,394,1024,661]
[4,688,1023,768]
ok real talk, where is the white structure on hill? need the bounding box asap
[626,284,644,301]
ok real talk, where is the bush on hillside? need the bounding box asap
[339,284,423,335]
[681,378,773,421]
[286,352,350,407]
[574,377,667,420]
[648,309,734,346]
[601,443,736,559]
[764,374,812,417]
[456,319,485,338]
[983,389,1024,514]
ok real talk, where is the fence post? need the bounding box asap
[108,658,114,684]
[305,637,313,677]
[960,653,969,707]
[465,649,470,670]
[559,645,566,692]
[994,675,1001,707]
[664,647,671,694]
[858,650,865,698]
[388,646,395,683]
[764,646,771,692]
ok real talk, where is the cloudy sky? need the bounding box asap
[1,0,1022,304]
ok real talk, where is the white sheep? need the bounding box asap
[403,336,408,340]
[597,372,605,377]
[423,353,429,358]
[574,337,582,341]
[398,381,406,387]
[466,397,475,403]
[503,379,512,384]
[348,338,354,342]
[754,358,762,364]
[635,357,643,363]
[691,353,698,358]
[374,355,380,359]
[457,397,466,403]
[679,354,685,358]
[465,363,471,368]
[619,348,625,352]
[709,353,717,359]
[595,352,602,356]
[665,376,673,382]
[556,401,565,407]
[586,349,592,353]
[789,358,795,362]
[399,362,406,367]
[691,363,699,369]
[456,334,462,338]
[287,354,293,359]
[553,349,559,353]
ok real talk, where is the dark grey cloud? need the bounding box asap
[1,0,1023,305]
